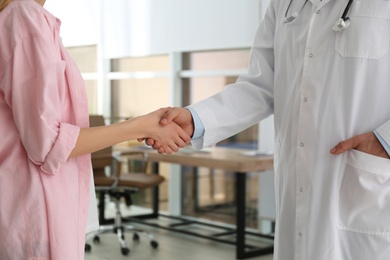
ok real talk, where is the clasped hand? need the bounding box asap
[138,107,194,154]
[138,107,192,154]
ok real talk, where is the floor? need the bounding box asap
[84,203,274,260]
[84,224,274,260]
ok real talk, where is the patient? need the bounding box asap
[0,0,190,259]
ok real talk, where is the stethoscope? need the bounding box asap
[283,0,354,32]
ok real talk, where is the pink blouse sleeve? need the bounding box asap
[3,21,80,175]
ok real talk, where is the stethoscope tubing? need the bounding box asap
[341,0,354,20]
[283,0,354,32]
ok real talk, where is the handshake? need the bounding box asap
[137,107,194,154]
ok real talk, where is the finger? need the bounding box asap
[145,138,155,146]
[176,140,186,148]
[137,138,144,143]
[163,146,173,154]
[175,135,188,148]
[330,137,359,155]
[177,125,191,145]
[169,143,180,153]
[152,141,162,150]
[170,126,190,148]
[171,131,186,147]
[181,132,191,144]
[157,107,171,116]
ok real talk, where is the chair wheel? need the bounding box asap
[133,233,140,241]
[150,240,158,249]
[121,247,130,255]
[93,236,100,244]
[84,243,91,252]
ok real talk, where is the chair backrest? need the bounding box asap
[89,115,112,159]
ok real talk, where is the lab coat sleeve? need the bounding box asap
[2,16,79,175]
[374,120,390,156]
[186,107,205,139]
[189,2,276,150]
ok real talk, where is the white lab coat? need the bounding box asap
[190,0,390,259]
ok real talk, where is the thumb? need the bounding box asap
[330,138,357,155]
[160,107,180,125]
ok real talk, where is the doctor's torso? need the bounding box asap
[269,0,390,259]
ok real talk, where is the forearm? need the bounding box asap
[69,119,141,158]
[70,108,191,158]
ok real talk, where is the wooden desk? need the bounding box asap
[116,145,274,259]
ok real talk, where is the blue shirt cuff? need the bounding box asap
[374,129,390,156]
[186,107,205,139]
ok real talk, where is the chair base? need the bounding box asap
[85,224,159,256]
[85,192,159,256]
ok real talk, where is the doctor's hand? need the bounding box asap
[330,132,390,159]
[138,107,194,154]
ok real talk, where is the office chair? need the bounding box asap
[85,115,165,256]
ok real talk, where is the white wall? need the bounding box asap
[102,0,262,58]
[46,0,263,57]
[168,0,261,53]
[44,0,98,47]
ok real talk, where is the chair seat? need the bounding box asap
[95,173,164,189]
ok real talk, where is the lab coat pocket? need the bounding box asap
[335,1,390,59]
[337,149,390,235]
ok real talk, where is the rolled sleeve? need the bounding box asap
[40,123,80,175]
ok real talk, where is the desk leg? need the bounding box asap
[193,167,199,211]
[152,162,160,217]
[235,172,274,259]
[98,191,106,224]
[236,172,246,259]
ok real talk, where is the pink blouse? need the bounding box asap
[0,1,94,259]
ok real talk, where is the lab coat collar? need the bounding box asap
[309,0,335,9]
[309,0,321,8]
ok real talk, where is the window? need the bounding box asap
[106,55,171,211]
[182,49,258,148]
[180,49,259,228]
[110,55,170,119]
[66,45,98,114]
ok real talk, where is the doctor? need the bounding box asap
[144,0,390,259]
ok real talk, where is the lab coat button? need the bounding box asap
[303,98,308,102]
[309,53,313,58]
[300,143,304,147]
[299,187,303,192]
[299,232,303,237]
[316,10,320,14]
